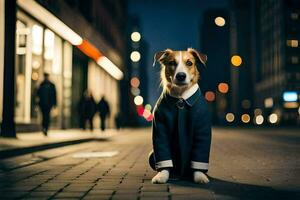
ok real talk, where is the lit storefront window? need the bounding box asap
[15,10,73,128]
[15,20,31,123]
[32,24,43,55]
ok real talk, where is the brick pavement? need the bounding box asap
[0,128,299,200]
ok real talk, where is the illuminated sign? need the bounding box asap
[283,91,298,102]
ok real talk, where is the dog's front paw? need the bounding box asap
[193,171,209,184]
[151,169,169,184]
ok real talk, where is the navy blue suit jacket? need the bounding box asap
[152,88,212,177]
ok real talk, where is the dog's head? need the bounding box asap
[154,48,207,94]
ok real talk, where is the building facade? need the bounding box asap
[200,9,230,125]
[0,0,127,136]
[255,0,300,125]
[229,0,257,125]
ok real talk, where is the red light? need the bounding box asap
[136,106,144,116]
[146,114,154,121]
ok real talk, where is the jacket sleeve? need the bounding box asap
[152,106,173,169]
[190,107,212,173]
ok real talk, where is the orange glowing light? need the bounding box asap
[241,114,250,123]
[205,91,215,102]
[231,55,242,67]
[218,83,229,94]
[77,39,102,61]
[130,77,140,88]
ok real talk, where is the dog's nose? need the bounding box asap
[176,72,186,82]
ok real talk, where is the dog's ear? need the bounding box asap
[153,49,173,66]
[188,48,207,66]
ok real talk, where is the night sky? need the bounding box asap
[129,0,229,105]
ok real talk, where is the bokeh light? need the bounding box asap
[130,51,141,62]
[134,95,143,105]
[131,31,141,42]
[226,113,235,122]
[218,83,229,94]
[130,77,140,88]
[143,109,151,119]
[136,105,144,116]
[205,91,215,102]
[241,114,250,123]
[145,104,152,111]
[231,55,242,67]
[255,115,264,125]
[214,17,226,27]
[131,87,140,96]
[241,99,251,109]
[254,108,262,115]
[146,114,154,121]
[269,113,278,124]
[31,72,39,81]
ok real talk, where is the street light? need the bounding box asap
[131,31,141,42]
[214,17,226,27]
[130,51,141,62]
[231,55,242,67]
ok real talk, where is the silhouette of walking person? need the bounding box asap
[78,90,96,131]
[36,73,57,136]
[97,96,110,131]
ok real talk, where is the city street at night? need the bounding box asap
[0,0,300,199]
[0,128,299,200]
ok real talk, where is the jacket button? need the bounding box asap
[176,99,185,109]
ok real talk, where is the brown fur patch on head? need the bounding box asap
[155,48,206,97]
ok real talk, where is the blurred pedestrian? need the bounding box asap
[36,73,57,136]
[97,96,110,131]
[78,90,96,131]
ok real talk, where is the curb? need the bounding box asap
[0,137,109,159]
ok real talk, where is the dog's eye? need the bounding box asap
[168,61,177,66]
[186,60,193,66]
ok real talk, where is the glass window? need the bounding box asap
[15,20,31,123]
[32,25,43,55]
[286,39,298,47]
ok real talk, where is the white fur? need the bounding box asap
[152,169,169,184]
[193,171,209,184]
[173,51,190,84]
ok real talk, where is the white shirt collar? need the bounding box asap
[181,84,199,100]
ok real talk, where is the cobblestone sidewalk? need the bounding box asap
[0,128,299,200]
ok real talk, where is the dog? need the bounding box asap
[149,48,212,184]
